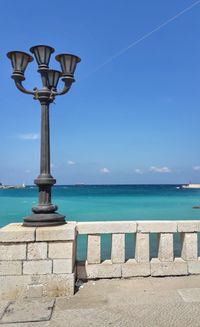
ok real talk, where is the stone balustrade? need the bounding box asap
[76,221,200,280]
[0,220,200,299]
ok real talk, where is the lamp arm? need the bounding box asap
[14,80,36,96]
[52,84,71,96]
[52,77,75,96]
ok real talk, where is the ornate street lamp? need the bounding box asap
[7,45,81,227]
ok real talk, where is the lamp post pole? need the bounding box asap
[7,45,81,227]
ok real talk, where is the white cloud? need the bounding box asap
[135,168,144,175]
[150,166,171,173]
[100,167,110,174]
[18,133,40,140]
[193,166,200,171]
[67,160,76,165]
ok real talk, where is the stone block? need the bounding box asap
[158,233,174,262]
[178,288,200,303]
[151,258,188,276]
[48,241,74,259]
[0,275,32,300]
[77,221,136,234]
[0,261,22,275]
[181,233,198,261]
[40,273,75,297]
[0,273,75,299]
[0,223,35,243]
[137,221,177,233]
[27,242,47,260]
[53,259,74,274]
[36,222,76,241]
[23,260,52,275]
[111,234,125,263]
[178,221,200,232]
[135,233,149,262]
[122,259,150,277]
[87,235,101,264]
[77,260,121,279]
[188,259,200,274]
[0,297,54,324]
[0,244,26,260]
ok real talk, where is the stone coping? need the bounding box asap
[77,220,200,234]
[0,222,76,242]
[77,221,137,234]
[1,221,200,243]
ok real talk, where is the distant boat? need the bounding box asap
[181,183,200,189]
[0,183,26,189]
[15,183,26,189]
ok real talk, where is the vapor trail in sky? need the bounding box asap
[81,0,200,81]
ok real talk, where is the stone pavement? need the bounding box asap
[1,276,200,327]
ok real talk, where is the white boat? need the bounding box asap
[181,183,200,189]
[15,183,26,189]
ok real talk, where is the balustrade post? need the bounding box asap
[181,233,198,261]
[87,234,101,264]
[158,233,174,262]
[111,234,125,263]
[135,233,149,262]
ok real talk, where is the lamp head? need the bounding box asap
[45,69,62,90]
[55,53,81,78]
[30,45,55,70]
[7,51,33,80]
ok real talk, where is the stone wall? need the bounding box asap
[0,223,76,300]
[1,220,200,300]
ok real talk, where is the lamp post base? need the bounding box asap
[23,212,66,227]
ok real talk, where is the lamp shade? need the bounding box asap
[46,69,61,89]
[55,54,81,77]
[7,51,33,79]
[30,45,55,69]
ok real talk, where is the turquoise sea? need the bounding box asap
[1,184,200,227]
[1,185,200,260]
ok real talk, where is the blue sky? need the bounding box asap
[1,0,200,185]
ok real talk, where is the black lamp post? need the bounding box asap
[7,45,81,227]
